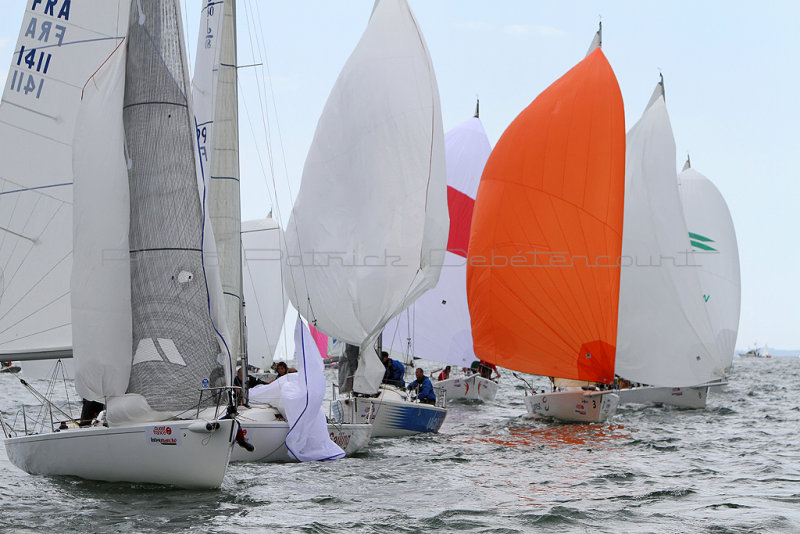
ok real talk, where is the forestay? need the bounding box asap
[282,0,447,393]
[0,0,129,359]
[678,163,740,374]
[383,116,491,368]
[615,83,719,386]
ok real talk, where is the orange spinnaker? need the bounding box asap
[466,48,625,383]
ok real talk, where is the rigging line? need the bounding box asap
[5,186,46,267]
[237,2,310,332]
[0,226,36,244]
[0,182,72,197]
[1,201,68,299]
[249,0,307,337]
[0,321,70,346]
[12,35,125,55]
[0,291,69,337]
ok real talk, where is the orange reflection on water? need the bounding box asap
[468,423,630,450]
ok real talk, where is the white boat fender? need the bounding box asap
[188,421,221,433]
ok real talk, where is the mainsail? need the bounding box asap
[0,0,129,359]
[467,47,625,384]
[282,0,448,393]
[678,160,741,374]
[192,0,241,363]
[383,114,491,368]
[615,81,718,386]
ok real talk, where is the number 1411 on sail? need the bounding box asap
[8,70,45,99]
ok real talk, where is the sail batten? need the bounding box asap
[467,48,625,384]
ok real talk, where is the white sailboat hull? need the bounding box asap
[616,386,708,409]
[4,419,235,489]
[231,406,371,462]
[435,375,498,402]
[332,385,447,438]
[524,390,619,423]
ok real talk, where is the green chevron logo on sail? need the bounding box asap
[689,232,717,252]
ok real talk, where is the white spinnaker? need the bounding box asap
[0,1,129,357]
[192,0,241,365]
[71,42,132,401]
[616,85,719,386]
[242,218,288,370]
[383,117,490,367]
[679,166,741,373]
[282,0,447,393]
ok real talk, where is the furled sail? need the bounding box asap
[72,32,132,402]
[123,0,227,410]
[615,81,718,386]
[0,0,129,359]
[192,0,241,364]
[678,161,740,374]
[467,48,625,384]
[383,115,491,367]
[242,218,288,370]
[283,0,447,393]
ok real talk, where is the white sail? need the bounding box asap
[0,0,129,358]
[678,164,741,373]
[383,116,490,367]
[282,0,448,393]
[71,40,132,401]
[192,0,241,364]
[616,83,719,386]
[242,218,288,369]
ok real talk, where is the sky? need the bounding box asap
[1,1,798,351]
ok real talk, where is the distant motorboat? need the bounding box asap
[739,344,772,358]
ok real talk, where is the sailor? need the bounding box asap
[266,361,298,384]
[407,368,436,404]
[235,366,267,389]
[381,351,405,388]
[437,365,451,381]
[477,360,500,380]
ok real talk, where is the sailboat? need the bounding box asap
[612,79,725,409]
[283,0,448,438]
[190,0,369,459]
[383,103,497,402]
[467,27,623,423]
[2,0,236,489]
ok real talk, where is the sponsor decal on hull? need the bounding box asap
[146,425,182,446]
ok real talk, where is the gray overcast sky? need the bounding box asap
[2,1,797,351]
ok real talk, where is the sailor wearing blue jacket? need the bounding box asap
[381,352,405,388]
[407,368,436,404]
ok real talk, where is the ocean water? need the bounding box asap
[1,357,798,533]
